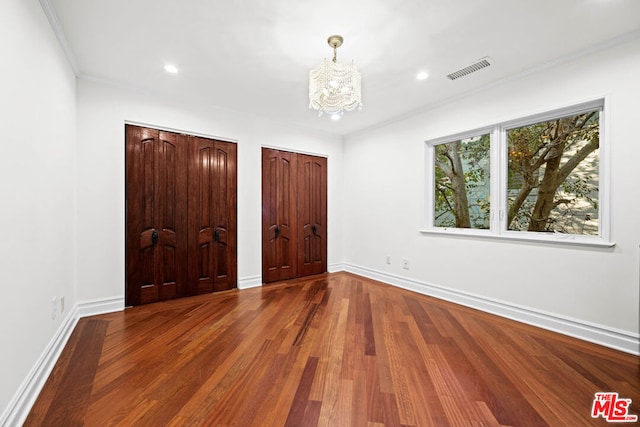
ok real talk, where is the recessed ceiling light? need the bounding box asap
[164,64,178,74]
[416,71,429,80]
[331,113,341,121]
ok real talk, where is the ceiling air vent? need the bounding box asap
[447,57,492,80]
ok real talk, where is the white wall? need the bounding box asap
[343,37,640,344]
[75,78,344,301]
[0,0,77,417]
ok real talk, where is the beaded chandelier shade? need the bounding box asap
[309,35,362,117]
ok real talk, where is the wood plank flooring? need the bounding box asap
[25,272,639,426]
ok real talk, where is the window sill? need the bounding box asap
[419,228,615,249]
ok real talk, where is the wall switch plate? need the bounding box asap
[403,259,410,270]
[386,255,391,264]
[51,297,57,320]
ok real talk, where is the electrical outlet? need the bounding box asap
[60,296,65,314]
[403,259,410,270]
[51,297,57,320]
[386,255,391,264]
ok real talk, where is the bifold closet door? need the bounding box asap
[261,148,327,283]
[126,125,237,306]
[126,125,188,306]
[297,153,327,277]
[189,137,237,294]
[262,148,297,283]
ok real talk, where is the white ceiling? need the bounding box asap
[47,0,640,136]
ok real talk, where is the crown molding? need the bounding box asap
[39,0,79,75]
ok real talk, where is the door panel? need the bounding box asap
[262,148,297,283]
[211,142,236,290]
[263,153,278,278]
[190,139,215,295]
[189,137,237,294]
[278,152,295,274]
[157,132,187,300]
[126,125,157,306]
[125,126,187,306]
[297,154,327,277]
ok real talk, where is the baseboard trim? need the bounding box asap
[238,275,262,289]
[328,262,347,273]
[0,297,124,427]
[0,308,78,427]
[76,296,124,318]
[342,263,640,356]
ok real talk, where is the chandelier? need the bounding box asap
[309,35,362,117]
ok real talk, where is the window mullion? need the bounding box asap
[490,126,504,235]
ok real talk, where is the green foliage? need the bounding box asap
[507,111,600,234]
[434,110,600,235]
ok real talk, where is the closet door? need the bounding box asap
[125,125,188,306]
[189,137,237,294]
[262,148,297,283]
[297,154,327,277]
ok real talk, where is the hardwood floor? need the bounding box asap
[25,272,639,426]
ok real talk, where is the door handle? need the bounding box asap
[275,226,280,238]
[151,229,159,246]
[214,229,220,243]
[312,224,318,236]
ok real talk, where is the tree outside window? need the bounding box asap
[507,111,599,235]
[434,134,490,229]
[428,101,604,243]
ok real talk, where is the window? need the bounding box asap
[424,99,610,246]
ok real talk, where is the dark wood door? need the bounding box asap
[126,125,237,306]
[125,125,188,306]
[189,137,237,294]
[262,148,327,283]
[262,148,297,282]
[297,154,327,277]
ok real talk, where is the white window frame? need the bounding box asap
[422,98,613,248]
